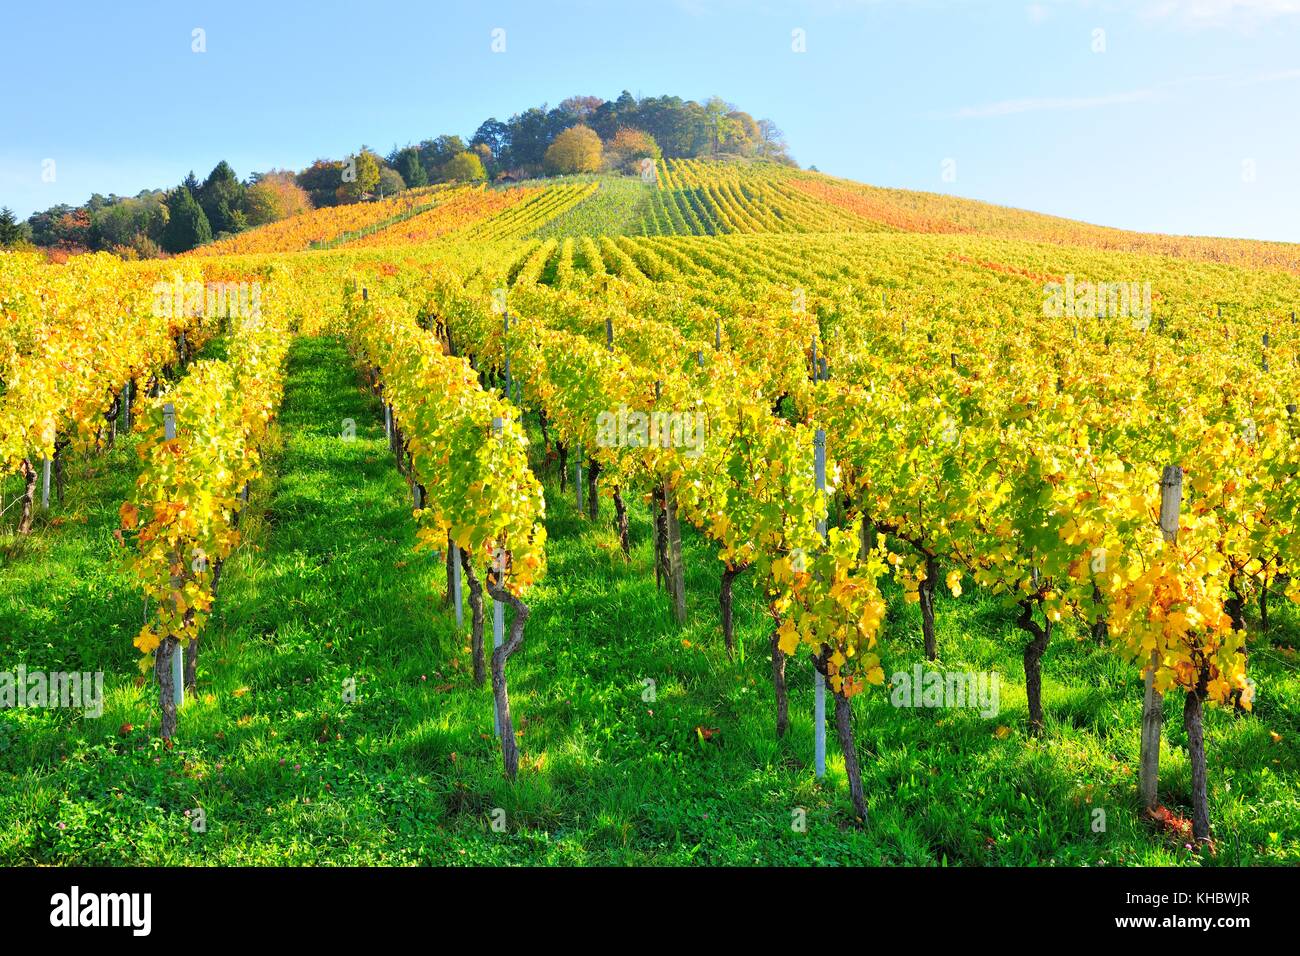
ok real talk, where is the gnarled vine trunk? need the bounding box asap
[612,488,630,559]
[101,396,118,450]
[54,438,68,505]
[771,615,788,739]
[918,553,938,661]
[17,458,37,535]
[485,575,530,780]
[155,636,180,741]
[1016,599,1051,737]
[720,562,748,657]
[1091,583,1109,643]
[1225,574,1246,632]
[586,460,601,519]
[1184,671,1211,842]
[813,649,867,825]
[834,690,867,824]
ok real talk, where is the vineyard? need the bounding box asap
[2,159,1297,866]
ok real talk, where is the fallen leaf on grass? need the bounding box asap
[1146,804,1192,839]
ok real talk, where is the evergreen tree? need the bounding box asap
[394,147,427,188]
[161,187,212,253]
[0,207,24,246]
[198,161,246,235]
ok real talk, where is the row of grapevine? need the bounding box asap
[1,252,215,533]
[338,185,535,249]
[461,183,599,242]
[638,160,882,235]
[341,281,547,780]
[191,185,450,255]
[121,265,298,740]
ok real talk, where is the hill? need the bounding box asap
[195,158,1300,275]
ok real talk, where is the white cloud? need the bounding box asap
[673,0,1300,24]
[949,67,1299,119]
[950,89,1162,117]
[1235,67,1300,83]
[1140,0,1300,28]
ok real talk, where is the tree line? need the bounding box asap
[1,90,793,257]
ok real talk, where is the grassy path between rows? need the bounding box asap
[1,335,1295,864]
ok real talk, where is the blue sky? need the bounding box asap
[2,0,1298,240]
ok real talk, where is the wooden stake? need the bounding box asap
[575,443,584,513]
[813,427,828,780]
[160,402,184,709]
[503,313,511,398]
[664,482,687,625]
[450,533,463,629]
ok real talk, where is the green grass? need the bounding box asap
[1,335,1296,865]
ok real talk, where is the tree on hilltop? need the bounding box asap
[442,151,487,183]
[544,125,602,175]
[338,150,381,202]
